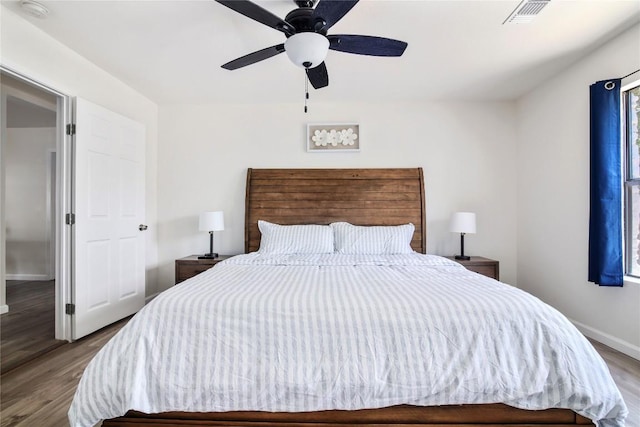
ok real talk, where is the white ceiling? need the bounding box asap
[4,0,639,104]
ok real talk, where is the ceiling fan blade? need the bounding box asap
[222,44,285,70]
[215,0,295,35]
[328,34,408,57]
[306,62,329,89]
[312,0,359,31]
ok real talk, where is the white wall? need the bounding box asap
[0,8,160,296]
[5,127,56,278]
[516,24,640,358]
[157,101,518,292]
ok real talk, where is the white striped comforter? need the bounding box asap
[68,253,627,427]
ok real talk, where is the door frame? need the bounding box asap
[0,66,73,341]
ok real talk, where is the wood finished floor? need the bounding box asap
[590,339,640,423]
[1,318,125,427]
[1,318,638,427]
[1,280,65,374]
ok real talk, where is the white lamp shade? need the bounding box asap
[199,211,224,232]
[284,32,329,69]
[449,212,476,234]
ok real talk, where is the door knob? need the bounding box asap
[139,224,148,231]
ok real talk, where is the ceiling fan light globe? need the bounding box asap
[284,32,329,69]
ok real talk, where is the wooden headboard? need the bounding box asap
[245,168,426,254]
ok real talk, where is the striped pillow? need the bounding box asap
[257,220,334,254]
[331,222,415,254]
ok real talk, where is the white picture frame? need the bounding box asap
[307,123,360,152]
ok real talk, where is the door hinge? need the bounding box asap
[66,123,76,135]
[66,213,75,225]
[65,303,75,315]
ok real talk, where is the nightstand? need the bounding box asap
[175,255,232,284]
[444,256,499,280]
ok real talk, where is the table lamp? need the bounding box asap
[450,212,476,260]
[198,211,224,259]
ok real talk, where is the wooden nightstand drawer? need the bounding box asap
[444,256,499,280]
[175,255,232,284]
[468,264,498,279]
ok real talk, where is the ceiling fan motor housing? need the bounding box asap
[285,7,327,35]
[294,0,318,8]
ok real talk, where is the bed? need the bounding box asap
[69,168,627,427]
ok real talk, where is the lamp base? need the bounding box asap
[455,255,471,260]
[198,253,219,259]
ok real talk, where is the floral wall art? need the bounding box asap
[307,123,360,152]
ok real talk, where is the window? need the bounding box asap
[623,81,640,277]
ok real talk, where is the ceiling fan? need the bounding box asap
[215,0,408,90]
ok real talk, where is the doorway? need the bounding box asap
[0,68,72,373]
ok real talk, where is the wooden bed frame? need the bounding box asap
[104,168,594,427]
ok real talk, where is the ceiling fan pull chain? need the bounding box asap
[304,72,309,113]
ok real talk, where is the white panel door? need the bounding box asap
[73,97,145,340]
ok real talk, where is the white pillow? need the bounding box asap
[331,222,415,254]
[257,220,334,254]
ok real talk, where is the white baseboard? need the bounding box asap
[0,305,8,314]
[6,274,51,281]
[571,319,640,361]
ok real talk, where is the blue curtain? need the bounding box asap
[588,78,623,287]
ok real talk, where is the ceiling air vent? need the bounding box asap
[503,0,550,24]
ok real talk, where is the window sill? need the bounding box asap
[623,275,640,286]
